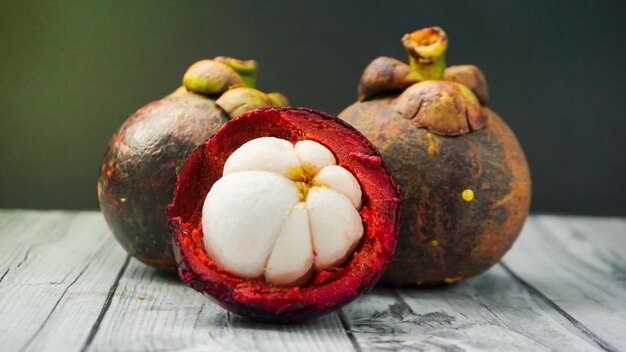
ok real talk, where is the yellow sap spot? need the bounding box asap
[137,297,145,301]
[430,240,439,247]
[416,281,422,285]
[444,277,461,284]
[462,189,474,202]
[427,132,442,155]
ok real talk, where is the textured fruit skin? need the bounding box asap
[98,92,229,272]
[168,107,401,322]
[340,98,530,286]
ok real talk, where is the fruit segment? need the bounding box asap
[306,187,363,269]
[294,140,336,174]
[313,165,362,209]
[265,203,314,286]
[201,171,299,279]
[201,137,364,286]
[223,137,300,177]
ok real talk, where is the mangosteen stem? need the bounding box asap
[214,57,258,88]
[403,27,448,81]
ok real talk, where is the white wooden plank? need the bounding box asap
[87,258,355,352]
[2,212,625,352]
[502,216,626,351]
[0,211,72,281]
[0,211,129,352]
[225,312,355,352]
[341,265,609,352]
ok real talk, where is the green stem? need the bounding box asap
[402,27,448,81]
[214,57,258,88]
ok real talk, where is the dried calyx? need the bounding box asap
[182,57,289,118]
[215,88,275,118]
[391,81,485,135]
[357,57,415,101]
[202,137,363,286]
[444,65,489,105]
[357,27,489,136]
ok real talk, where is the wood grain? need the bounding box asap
[342,267,604,352]
[0,211,129,352]
[502,216,626,351]
[0,211,624,352]
[85,258,355,352]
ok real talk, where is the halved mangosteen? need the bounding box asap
[167,107,401,322]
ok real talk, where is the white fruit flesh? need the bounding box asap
[294,140,336,174]
[306,187,363,270]
[313,165,362,209]
[201,137,364,286]
[201,171,299,278]
[223,137,299,177]
[265,203,313,285]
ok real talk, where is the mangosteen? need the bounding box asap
[98,57,288,272]
[339,27,531,286]
[167,107,401,321]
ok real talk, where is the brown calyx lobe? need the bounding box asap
[391,81,486,136]
[358,57,416,101]
[359,62,490,111]
[444,65,489,105]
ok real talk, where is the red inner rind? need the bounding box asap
[168,107,401,321]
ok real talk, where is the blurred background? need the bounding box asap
[0,1,624,215]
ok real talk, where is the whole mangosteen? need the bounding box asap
[339,27,531,286]
[98,58,288,272]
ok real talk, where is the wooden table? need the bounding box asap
[0,210,624,352]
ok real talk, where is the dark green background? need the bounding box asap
[1,1,625,215]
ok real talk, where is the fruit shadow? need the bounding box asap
[148,266,183,284]
[227,310,344,332]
